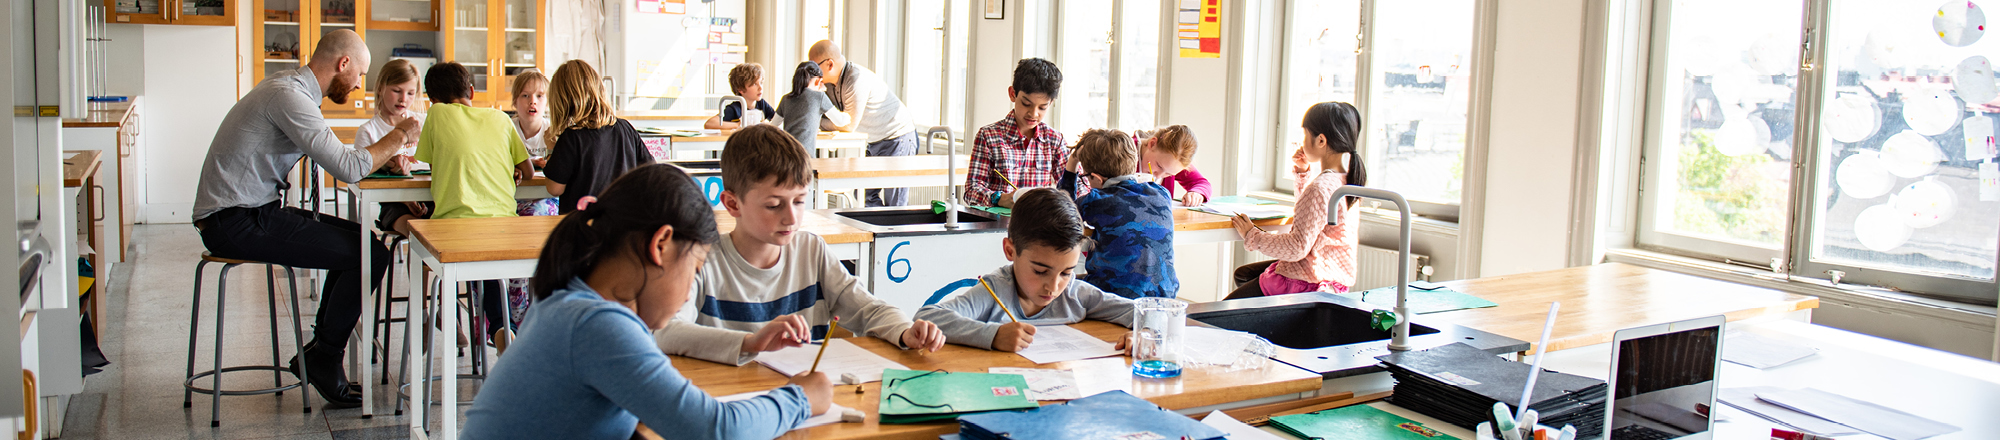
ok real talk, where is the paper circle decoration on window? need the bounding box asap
[1901,92,1963,136]
[1748,34,1798,76]
[1715,109,1767,157]
[1854,203,1914,252]
[1679,36,1725,77]
[1837,151,1897,199]
[1826,94,1882,143]
[1894,178,1959,228]
[1865,30,1909,68]
[1881,130,1944,178]
[1956,56,1999,104]
[1934,0,1987,47]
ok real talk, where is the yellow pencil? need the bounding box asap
[993,169,1019,191]
[978,276,1020,323]
[807,317,840,374]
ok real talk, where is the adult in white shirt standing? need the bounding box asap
[810,40,918,207]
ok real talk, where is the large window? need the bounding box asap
[1056,0,1161,138]
[899,0,967,132]
[1638,0,2000,301]
[1270,0,1474,213]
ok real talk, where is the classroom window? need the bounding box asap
[1056,0,1112,137]
[1633,0,2000,301]
[1274,0,1362,191]
[1115,0,1161,130]
[899,0,969,132]
[1360,0,1475,207]
[1636,0,1802,263]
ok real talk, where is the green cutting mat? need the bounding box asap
[930,199,1012,216]
[1337,285,1498,315]
[1270,405,1460,440]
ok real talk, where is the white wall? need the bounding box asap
[965,7,1013,133]
[139,25,237,223]
[1474,0,1587,277]
[1162,45,1232,302]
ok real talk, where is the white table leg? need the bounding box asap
[438,262,460,440]
[355,185,376,417]
[404,237,424,425]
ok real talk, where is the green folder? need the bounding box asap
[365,172,414,179]
[877,369,1038,424]
[1338,285,1499,315]
[1269,405,1461,440]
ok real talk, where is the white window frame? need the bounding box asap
[1051,0,1164,134]
[1624,0,2000,303]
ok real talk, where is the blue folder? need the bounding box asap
[957,390,1226,440]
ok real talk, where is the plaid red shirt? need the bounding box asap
[964,112,1071,206]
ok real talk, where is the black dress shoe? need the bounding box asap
[290,354,362,409]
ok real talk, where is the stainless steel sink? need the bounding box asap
[1189,292,1528,379]
[829,207,1007,237]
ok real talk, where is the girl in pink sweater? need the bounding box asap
[1137,125,1213,206]
[1225,102,1365,299]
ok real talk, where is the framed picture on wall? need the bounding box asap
[985,0,1003,19]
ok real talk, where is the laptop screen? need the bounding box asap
[1609,325,1721,440]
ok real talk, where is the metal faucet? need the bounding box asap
[716,95,744,125]
[927,126,960,229]
[1327,186,1417,351]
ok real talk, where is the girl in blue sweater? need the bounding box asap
[462,164,833,440]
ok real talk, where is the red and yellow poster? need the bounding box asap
[1177,0,1221,58]
[635,0,684,15]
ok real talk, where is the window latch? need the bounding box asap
[1826,269,1845,285]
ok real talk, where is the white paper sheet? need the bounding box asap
[1179,327,1255,365]
[1015,325,1124,364]
[1717,387,1857,437]
[1201,410,1287,440]
[1192,202,1293,220]
[716,391,853,430]
[1065,357,1134,398]
[1757,388,1961,440]
[988,367,1083,401]
[754,339,909,384]
[1722,333,1818,369]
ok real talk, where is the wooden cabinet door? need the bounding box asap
[104,0,172,24]
[252,0,307,82]
[171,0,236,25]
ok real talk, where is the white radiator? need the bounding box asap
[1351,244,1429,291]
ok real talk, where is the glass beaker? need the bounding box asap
[1131,297,1186,378]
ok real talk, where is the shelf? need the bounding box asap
[455,26,488,31]
[367,20,437,32]
[321,22,356,27]
[503,28,534,33]
[265,59,301,63]
[461,62,488,67]
[502,63,534,68]
[264,21,300,25]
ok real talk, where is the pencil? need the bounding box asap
[807,317,839,374]
[993,169,1018,190]
[978,276,1020,323]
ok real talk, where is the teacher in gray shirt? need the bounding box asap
[811,40,918,206]
[189,29,417,409]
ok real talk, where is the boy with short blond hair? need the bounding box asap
[655,124,945,365]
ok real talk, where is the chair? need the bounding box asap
[183,252,312,427]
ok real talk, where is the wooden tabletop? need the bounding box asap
[410,210,873,263]
[665,320,1323,440]
[812,155,972,180]
[333,126,358,145]
[60,101,134,128]
[1172,207,1290,231]
[61,150,102,188]
[354,174,553,189]
[619,110,712,121]
[1425,263,1821,354]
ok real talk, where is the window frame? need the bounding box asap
[1627,0,2000,303]
[1267,0,1470,221]
[1051,0,1165,135]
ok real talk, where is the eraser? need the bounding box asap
[840,373,860,385]
[840,408,865,423]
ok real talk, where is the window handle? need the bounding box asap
[1826,269,1845,285]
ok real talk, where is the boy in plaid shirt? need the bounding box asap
[965,58,1076,207]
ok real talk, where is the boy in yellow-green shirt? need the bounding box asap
[413,62,535,342]
[414,62,534,220]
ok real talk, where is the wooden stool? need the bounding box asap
[183,252,312,427]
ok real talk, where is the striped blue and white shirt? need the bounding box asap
[655,231,916,365]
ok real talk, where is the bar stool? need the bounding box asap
[183,252,312,427]
[372,232,412,386]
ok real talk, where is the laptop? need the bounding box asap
[1604,315,1726,440]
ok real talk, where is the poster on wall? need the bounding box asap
[1177,0,1220,58]
[636,0,685,15]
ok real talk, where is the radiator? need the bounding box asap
[1351,244,1430,292]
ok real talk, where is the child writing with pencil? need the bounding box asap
[1137,125,1212,206]
[915,188,1136,352]
[1225,102,1365,299]
[965,58,1073,208]
[463,164,831,440]
[655,125,945,365]
[1059,129,1177,299]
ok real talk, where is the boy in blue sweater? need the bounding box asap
[1061,129,1178,299]
[915,188,1136,352]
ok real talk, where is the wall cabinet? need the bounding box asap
[243,0,541,118]
[441,0,543,110]
[105,0,236,26]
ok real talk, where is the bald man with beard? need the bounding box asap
[189,29,416,408]
[810,40,918,206]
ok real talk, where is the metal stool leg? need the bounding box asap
[266,265,283,393]
[210,263,235,428]
[184,260,210,408]
[281,266,311,414]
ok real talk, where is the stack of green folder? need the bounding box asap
[1269,405,1461,440]
[877,369,1038,424]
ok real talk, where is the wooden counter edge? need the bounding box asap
[62,150,103,188]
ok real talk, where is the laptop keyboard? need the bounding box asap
[1611,425,1681,440]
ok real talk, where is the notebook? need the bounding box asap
[957,390,1225,440]
[878,369,1039,424]
[1268,404,1461,440]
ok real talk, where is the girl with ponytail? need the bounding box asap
[1224,101,1366,299]
[464,164,833,440]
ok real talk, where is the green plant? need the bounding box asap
[1673,131,1785,244]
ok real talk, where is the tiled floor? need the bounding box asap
[58,225,486,439]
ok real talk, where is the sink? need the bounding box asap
[1192,301,1442,350]
[1188,292,1528,379]
[829,207,1008,237]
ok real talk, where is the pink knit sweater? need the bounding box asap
[1244,171,1359,290]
